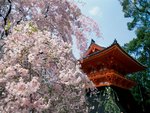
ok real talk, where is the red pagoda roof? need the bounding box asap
[80,39,146,89]
[84,39,105,57]
[81,40,146,75]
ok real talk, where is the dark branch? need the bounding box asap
[3,0,12,36]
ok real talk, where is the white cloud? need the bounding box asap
[89,6,100,16]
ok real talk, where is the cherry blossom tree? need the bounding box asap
[0,0,100,112]
[0,21,94,113]
[0,0,100,53]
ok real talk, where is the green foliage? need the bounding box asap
[4,20,11,31]
[29,22,38,32]
[120,0,150,112]
[27,22,38,35]
[102,87,121,113]
[119,0,150,30]
[87,87,124,113]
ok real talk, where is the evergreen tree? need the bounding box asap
[119,0,150,112]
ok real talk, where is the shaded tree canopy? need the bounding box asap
[120,0,150,112]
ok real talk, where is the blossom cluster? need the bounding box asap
[0,22,91,113]
[0,0,100,54]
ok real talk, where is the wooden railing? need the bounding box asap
[87,69,136,89]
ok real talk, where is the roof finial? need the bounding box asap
[91,39,95,44]
[113,39,117,44]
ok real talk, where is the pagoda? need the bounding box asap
[80,39,146,113]
[80,39,145,89]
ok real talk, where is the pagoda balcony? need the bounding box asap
[87,69,136,89]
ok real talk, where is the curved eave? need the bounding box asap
[83,43,105,57]
[80,43,146,74]
[114,43,146,72]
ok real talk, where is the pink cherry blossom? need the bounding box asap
[0,0,100,111]
[0,21,94,112]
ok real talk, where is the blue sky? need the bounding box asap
[73,0,136,58]
[78,0,136,47]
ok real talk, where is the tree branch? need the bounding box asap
[3,0,11,36]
